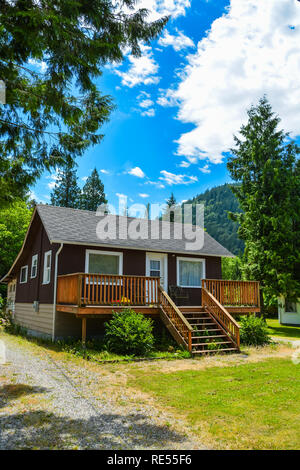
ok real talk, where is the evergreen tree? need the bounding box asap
[50,160,81,208]
[166,192,177,222]
[227,97,300,304]
[80,168,107,211]
[0,1,167,207]
[166,192,177,207]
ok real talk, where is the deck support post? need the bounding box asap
[82,317,87,349]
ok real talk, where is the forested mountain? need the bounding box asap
[186,184,244,255]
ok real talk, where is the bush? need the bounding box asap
[104,309,154,356]
[240,315,271,346]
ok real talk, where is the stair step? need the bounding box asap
[192,348,239,354]
[187,320,210,323]
[184,312,207,315]
[192,335,227,340]
[197,328,220,332]
[192,341,232,347]
[192,324,216,330]
[185,316,209,320]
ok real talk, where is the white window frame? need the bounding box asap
[43,250,52,285]
[176,257,206,288]
[20,265,28,284]
[31,254,38,279]
[85,249,123,276]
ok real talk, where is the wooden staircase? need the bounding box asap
[180,307,239,354]
[159,286,240,356]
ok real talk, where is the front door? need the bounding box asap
[146,252,168,293]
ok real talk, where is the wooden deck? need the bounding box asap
[56,304,161,316]
[56,273,260,353]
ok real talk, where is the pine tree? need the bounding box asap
[166,193,177,207]
[50,161,81,208]
[80,168,107,211]
[166,193,177,222]
[227,97,300,305]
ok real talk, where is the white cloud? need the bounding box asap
[128,167,146,178]
[81,176,88,182]
[141,108,155,117]
[157,88,178,107]
[179,161,191,168]
[145,180,165,189]
[199,164,211,174]
[158,29,195,51]
[139,98,154,108]
[46,169,59,189]
[28,58,47,73]
[115,44,160,88]
[159,170,198,185]
[139,193,150,198]
[170,0,300,164]
[126,0,191,22]
[100,169,110,174]
[112,2,191,87]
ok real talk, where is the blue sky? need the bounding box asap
[31,0,300,211]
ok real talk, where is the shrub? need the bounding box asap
[104,309,154,356]
[240,315,271,346]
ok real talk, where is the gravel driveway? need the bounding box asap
[0,334,202,450]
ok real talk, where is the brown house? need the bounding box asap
[1,205,260,355]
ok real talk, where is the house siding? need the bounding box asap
[167,253,221,305]
[14,303,53,337]
[15,215,59,304]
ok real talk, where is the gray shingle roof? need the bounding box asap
[36,204,234,257]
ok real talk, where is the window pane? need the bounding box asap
[179,260,203,287]
[150,270,160,277]
[150,260,160,271]
[89,253,119,274]
[285,300,297,313]
[20,267,27,283]
[46,254,51,268]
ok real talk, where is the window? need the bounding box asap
[20,266,28,284]
[177,257,205,288]
[150,260,160,277]
[43,251,52,284]
[85,250,123,275]
[31,254,38,278]
[285,299,297,313]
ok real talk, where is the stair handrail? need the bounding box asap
[159,285,193,352]
[202,287,240,348]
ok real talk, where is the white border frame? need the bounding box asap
[145,252,168,291]
[31,254,38,279]
[20,265,28,284]
[176,257,206,288]
[43,250,52,285]
[85,249,123,275]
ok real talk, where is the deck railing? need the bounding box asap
[57,273,160,306]
[202,279,260,308]
[202,287,240,348]
[159,286,193,352]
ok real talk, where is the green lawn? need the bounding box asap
[266,318,300,340]
[130,358,300,449]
